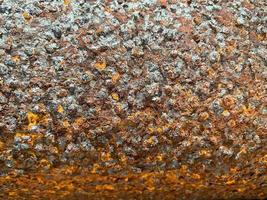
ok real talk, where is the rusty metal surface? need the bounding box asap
[0,0,266,199]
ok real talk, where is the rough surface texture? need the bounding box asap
[0,0,266,199]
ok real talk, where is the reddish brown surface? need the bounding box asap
[1,145,266,200]
[0,1,266,199]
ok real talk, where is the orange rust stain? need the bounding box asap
[94,61,106,71]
